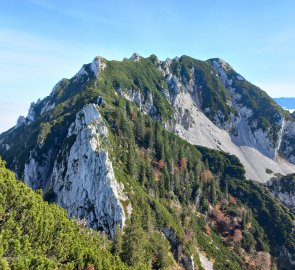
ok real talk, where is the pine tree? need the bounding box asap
[211,180,217,205]
[155,130,164,161]
[111,225,123,257]
[225,182,229,200]
[135,113,145,145]
[126,144,135,176]
[126,102,132,117]
[139,162,147,186]
[121,210,147,267]
[153,240,172,270]
[145,119,155,149]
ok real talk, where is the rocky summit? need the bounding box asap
[1,54,295,270]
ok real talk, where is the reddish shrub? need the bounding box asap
[157,160,165,170]
[204,223,211,235]
[179,158,187,169]
[131,111,137,121]
[229,196,237,205]
[232,229,243,242]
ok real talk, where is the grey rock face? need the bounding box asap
[130,52,142,62]
[162,227,195,270]
[280,120,295,164]
[267,175,295,213]
[26,102,38,123]
[48,104,128,237]
[74,56,106,81]
[23,104,128,237]
[24,149,54,190]
[16,116,26,127]
[152,57,295,182]
[115,86,158,117]
[211,59,281,159]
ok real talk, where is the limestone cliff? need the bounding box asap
[267,174,295,213]
[22,103,127,237]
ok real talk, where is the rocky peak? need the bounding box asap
[21,102,129,237]
[67,103,108,137]
[210,58,233,72]
[91,56,107,76]
[16,115,26,127]
[130,52,142,62]
[26,101,38,123]
[51,78,68,94]
[74,56,106,81]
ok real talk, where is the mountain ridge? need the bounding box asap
[2,54,295,182]
[1,53,295,269]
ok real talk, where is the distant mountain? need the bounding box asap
[274,97,295,112]
[1,53,295,269]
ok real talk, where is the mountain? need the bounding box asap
[1,53,295,269]
[274,97,295,113]
[2,55,295,183]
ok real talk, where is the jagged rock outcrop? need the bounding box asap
[267,174,295,213]
[162,227,195,270]
[22,103,128,237]
[130,52,142,62]
[198,252,214,270]
[280,120,295,164]
[16,116,26,127]
[48,104,127,237]
[210,59,283,159]
[74,56,106,81]
[24,149,54,189]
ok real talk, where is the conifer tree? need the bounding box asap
[126,144,135,176]
[153,240,172,270]
[139,162,147,186]
[111,225,123,257]
[211,180,217,205]
[121,210,147,267]
[135,113,145,144]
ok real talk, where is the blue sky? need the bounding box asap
[1,0,295,132]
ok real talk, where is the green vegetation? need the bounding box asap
[208,58,293,144]
[102,98,286,269]
[227,177,295,263]
[268,174,295,194]
[170,56,238,125]
[0,55,295,269]
[100,57,173,120]
[0,159,131,270]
